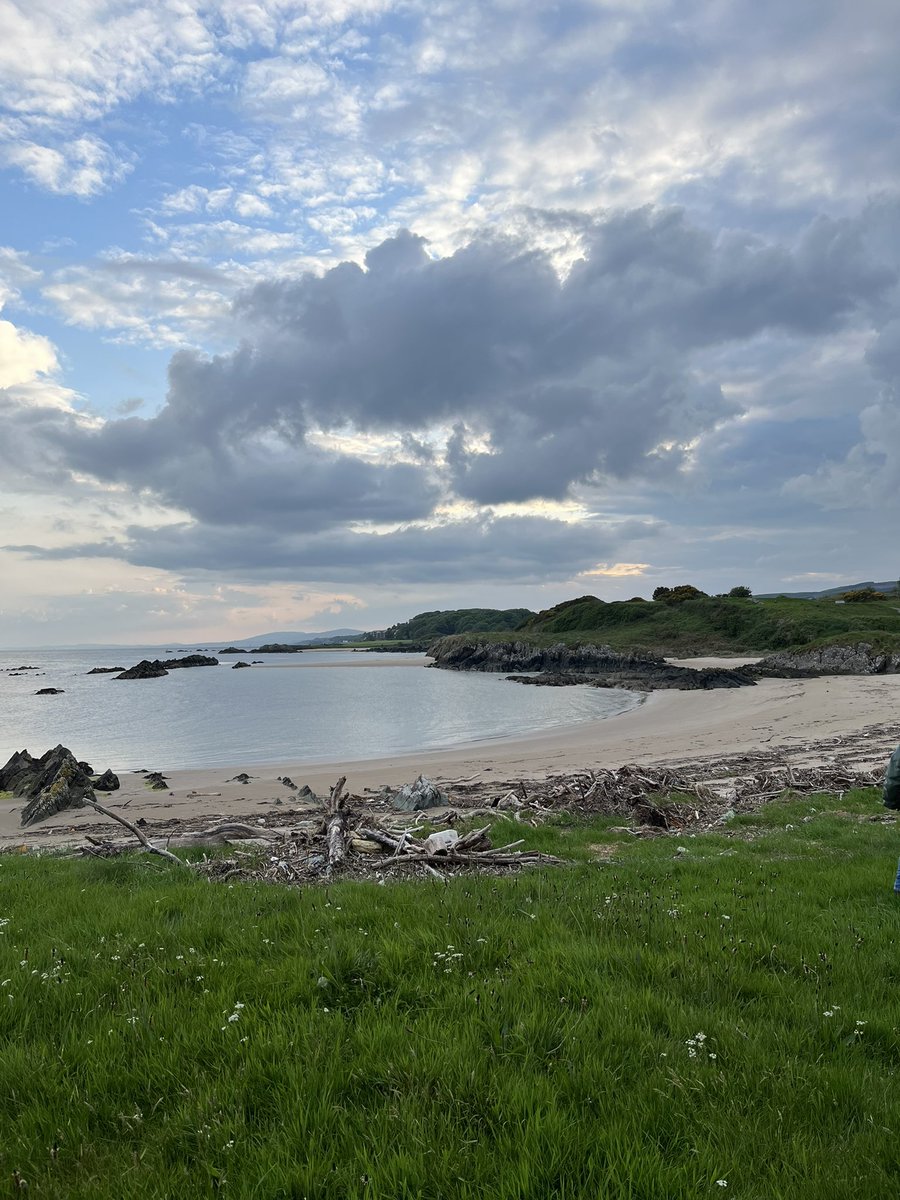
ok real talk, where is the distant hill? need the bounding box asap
[220,629,364,649]
[757,580,898,600]
[365,608,534,642]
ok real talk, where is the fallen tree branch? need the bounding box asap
[83,797,189,869]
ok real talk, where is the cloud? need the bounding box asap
[6,201,898,584]
[3,134,132,198]
[7,511,661,584]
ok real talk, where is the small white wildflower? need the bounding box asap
[716,1182,728,1189]
[228,1013,240,1023]
[823,1010,834,1018]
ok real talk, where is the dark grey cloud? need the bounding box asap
[6,513,661,584]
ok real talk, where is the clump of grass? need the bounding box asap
[0,789,898,1197]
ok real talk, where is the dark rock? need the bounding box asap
[162,655,218,669]
[255,644,304,653]
[232,661,251,669]
[429,638,666,675]
[754,641,900,676]
[115,660,169,680]
[78,761,93,774]
[251,660,263,664]
[93,768,120,792]
[219,647,247,654]
[86,666,126,674]
[279,776,297,789]
[145,772,169,790]
[391,775,448,812]
[298,784,318,801]
[0,745,98,826]
[429,638,758,691]
[35,687,64,695]
[229,773,253,784]
[506,665,757,691]
[115,654,218,680]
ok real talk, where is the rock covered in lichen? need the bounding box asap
[0,745,98,826]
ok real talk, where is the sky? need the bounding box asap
[1,0,899,646]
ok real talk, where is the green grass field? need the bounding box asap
[1,791,899,1198]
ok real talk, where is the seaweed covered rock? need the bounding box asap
[0,745,97,826]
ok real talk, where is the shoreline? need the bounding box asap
[4,666,899,846]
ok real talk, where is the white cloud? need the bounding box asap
[4,134,132,197]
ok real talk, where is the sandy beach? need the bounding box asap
[4,659,899,847]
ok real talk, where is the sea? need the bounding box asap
[0,647,643,772]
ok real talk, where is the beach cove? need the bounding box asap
[4,659,899,848]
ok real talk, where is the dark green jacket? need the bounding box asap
[884,745,900,810]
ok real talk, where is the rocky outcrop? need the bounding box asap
[507,665,756,691]
[93,768,120,792]
[35,687,64,695]
[254,644,304,653]
[429,638,663,674]
[755,642,900,676]
[163,654,219,669]
[219,647,247,654]
[115,654,219,679]
[430,638,757,691]
[116,660,169,679]
[0,745,99,826]
[87,666,125,674]
[391,775,448,811]
[232,661,251,669]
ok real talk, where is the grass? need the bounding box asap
[1,790,899,1198]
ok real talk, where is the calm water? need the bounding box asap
[0,647,642,771]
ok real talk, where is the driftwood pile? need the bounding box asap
[76,776,562,883]
[450,758,888,833]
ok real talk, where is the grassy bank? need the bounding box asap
[429,594,900,656]
[1,791,899,1198]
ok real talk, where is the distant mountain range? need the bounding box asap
[217,629,364,648]
[756,580,898,600]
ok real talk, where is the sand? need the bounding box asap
[3,660,899,847]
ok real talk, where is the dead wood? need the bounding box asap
[83,797,189,868]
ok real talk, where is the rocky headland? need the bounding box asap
[428,636,900,690]
[428,638,758,690]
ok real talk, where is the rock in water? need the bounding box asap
[115,660,169,680]
[232,661,251,669]
[0,745,98,826]
[391,775,448,812]
[35,687,64,695]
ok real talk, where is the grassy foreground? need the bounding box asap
[1,792,899,1198]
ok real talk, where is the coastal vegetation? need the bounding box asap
[365,608,534,642]
[1,787,897,1196]
[463,593,900,656]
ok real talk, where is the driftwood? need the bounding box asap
[83,796,188,868]
[325,776,349,875]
